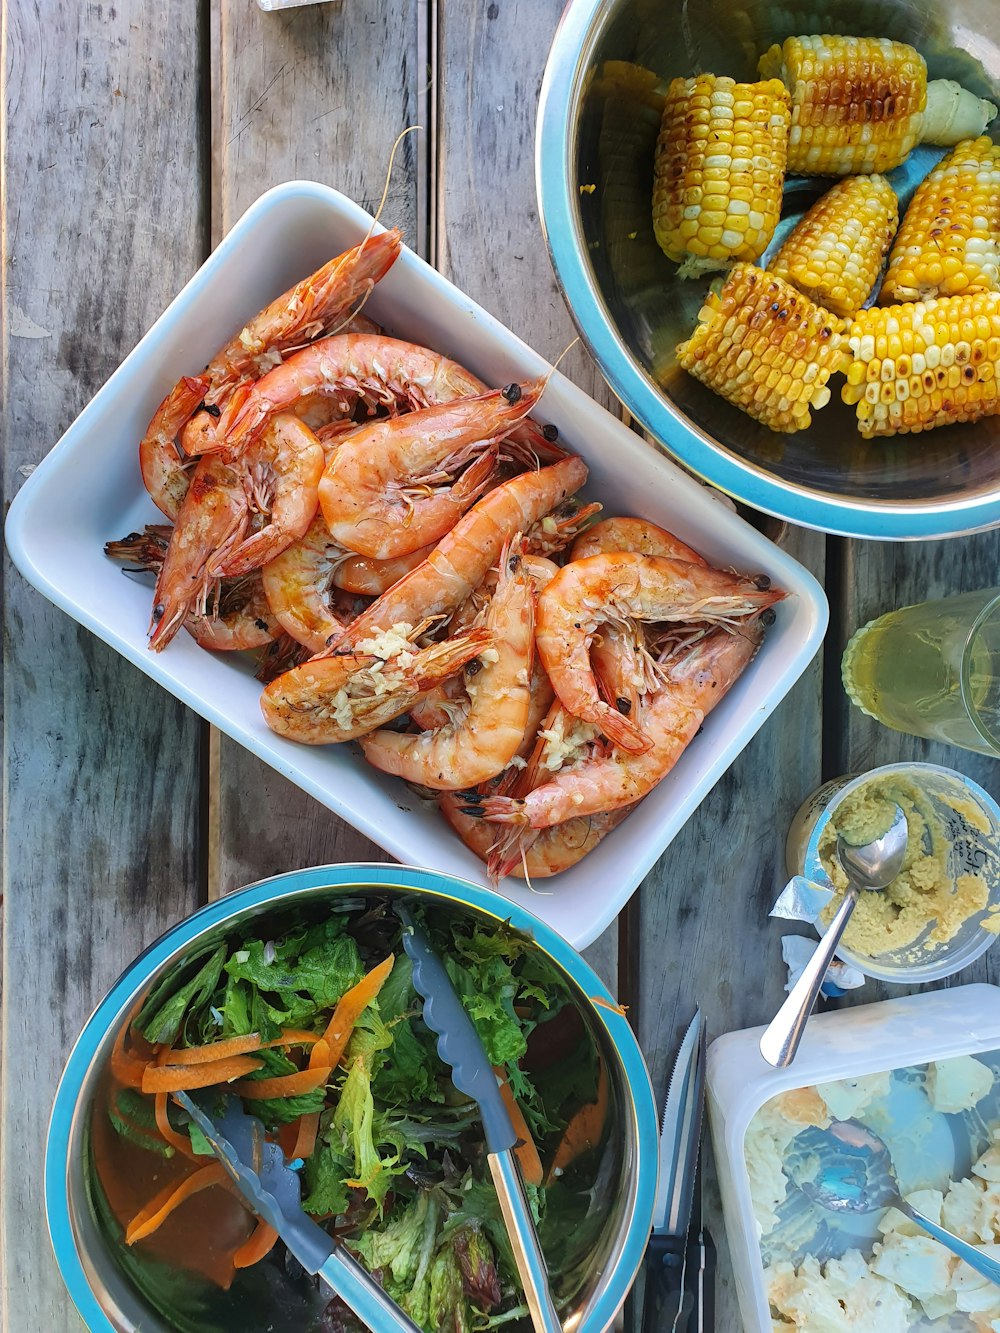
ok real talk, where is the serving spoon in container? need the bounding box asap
[799,1118,1000,1287]
[760,803,908,1067]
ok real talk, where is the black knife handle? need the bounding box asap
[642,1233,695,1332]
[699,1230,717,1332]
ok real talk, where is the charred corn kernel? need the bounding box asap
[881,138,1000,302]
[759,36,926,174]
[843,293,1000,436]
[768,175,898,317]
[676,264,850,432]
[652,74,790,276]
[759,36,997,176]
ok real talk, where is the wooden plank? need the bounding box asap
[435,0,619,992]
[634,523,826,1329]
[210,0,427,894]
[830,532,1000,995]
[1,3,207,1327]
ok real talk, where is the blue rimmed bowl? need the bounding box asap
[45,863,657,1332]
[537,0,1000,539]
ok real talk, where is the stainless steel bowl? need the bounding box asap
[45,864,657,1333]
[537,0,1000,539]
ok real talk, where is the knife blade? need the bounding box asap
[173,1091,421,1332]
[642,1010,708,1333]
[396,905,563,1333]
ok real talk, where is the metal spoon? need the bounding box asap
[760,802,908,1067]
[799,1118,1000,1287]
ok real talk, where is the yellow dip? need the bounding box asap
[818,775,989,958]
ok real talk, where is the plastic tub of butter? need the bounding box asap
[785,762,1000,984]
[708,984,1000,1333]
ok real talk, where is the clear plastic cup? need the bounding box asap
[786,762,1000,983]
[842,588,1000,756]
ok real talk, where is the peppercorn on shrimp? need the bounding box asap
[260,624,493,744]
[359,542,535,789]
[476,621,763,828]
[318,382,544,560]
[535,552,782,752]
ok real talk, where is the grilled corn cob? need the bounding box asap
[758,35,996,176]
[652,75,790,276]
[880,137,1000,302]
[676,264,850,432]
[842,293,1000,436]
[768,174,898,317]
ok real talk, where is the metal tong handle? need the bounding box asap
[316,1244,424,1332]
[488,1150,563,1333]
[759,883,860,1067]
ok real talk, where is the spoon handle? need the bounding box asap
[905,1204,1000,1286]
[759,884,859,1067]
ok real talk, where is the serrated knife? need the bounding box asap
[396,905,562,1333]
[642,1009,714,1333]
[173,1091,421,1332]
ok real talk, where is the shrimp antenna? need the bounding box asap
[364,124,423,243]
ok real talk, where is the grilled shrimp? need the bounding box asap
[359,542,535,789]
[318,382,543,559]
[570,515,707,565]
[214,333,561,468]
[260,514,349,653]
[439,793,632,881]
[524,500,604,560]
[535,553,782,752]
[148,414,323,648]
[327,455,588,652]
[211,414,325,577]
[205,231,402,406]
[260,626,492,744]
[105,525,279,651]
[139,375,209,520]
[476,622,763,828]
[332,543,436,596]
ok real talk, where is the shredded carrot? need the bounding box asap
[125,1162,228,1244]
[545,1058,610,1185]
[233,1220,279,1269]
[590,996,628,1016]
[154,1091,197,1160]
[157,1029,322,1066]
[110,1026,150,1090]
[309,955,395,1070]
[290,1110,320,1161]
[494,1068,543,1186]
[230,1066,331,1100]
[141,1055,264,1094]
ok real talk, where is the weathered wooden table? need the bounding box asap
[3,3,998,1329]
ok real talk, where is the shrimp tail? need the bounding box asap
[592,702,653,753]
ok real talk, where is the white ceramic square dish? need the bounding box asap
[4,181,827,948]
[707,985,1000,1332]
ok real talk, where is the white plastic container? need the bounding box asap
[3,181,827,948]
[707,984,1000,1333]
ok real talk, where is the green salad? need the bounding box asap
[97,901,613,1332]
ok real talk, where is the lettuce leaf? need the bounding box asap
[332,1057,408,1211]
[137,945,227,1046]
[222,923,362,1028]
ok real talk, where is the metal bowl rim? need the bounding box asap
[535,0,1000,541]
[44,861,658,1333]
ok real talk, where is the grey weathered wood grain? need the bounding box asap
[830,533,1000,996]
[436,0,620,992]
[210,0,427,895]
[1,3,206,1327]
[636,523,826,1331]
